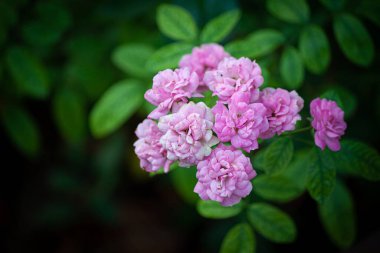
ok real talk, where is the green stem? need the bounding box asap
[283,126,312,136]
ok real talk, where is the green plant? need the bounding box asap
[91,2,380,252]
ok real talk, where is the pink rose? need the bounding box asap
[158,102,219,167]
[310,98,347,151]
[204,57,264,103]
[179,43,230,90]
[212,92,269,152]
[134,119,172,173]
[144,68,200,119]
[194,144,256,206]
[259,88,304,138]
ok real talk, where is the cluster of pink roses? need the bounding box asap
[134,43,347,206]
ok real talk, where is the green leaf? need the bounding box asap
[319,0,345,11]
[281,150,309,189]
[333,140,380,181]
[200,9,240,43]
[191,90,218,108]
[263,138,294,174]
[220,223,255,253]
[157,4,197,41]
[53,89,86,144]
[226,29,284,58]
[197,200,243,219]
[247,30,285,58]
[306,148,336,204]
[299,25,330,74]
[333,13,374,66]
[253,175,303,202]
[1,106,40,156]
[252,148,266,171]
[112,43,154,78]
[89,79,144,138]
[266,0,309,24]
[319,180,355,249]
[146,42,193,72]
[170,166,198,204]
[280,46,304,89]
[6,46,49,99]
[247,203,297,243]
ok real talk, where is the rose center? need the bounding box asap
[217,167,231,189]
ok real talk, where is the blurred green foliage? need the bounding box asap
[318,179,356,249]
[247,203,297,243]
[197,200,243,219]
[220,223,255,253]
[1,0,380,252]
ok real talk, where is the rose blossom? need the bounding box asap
[158,102,219,167]
[310,98,347,151]
[194,144,256,206]
[144,68,200,119]
[179,43,230,88]
[134,119,172,173]
[203,57,264,103]
[212,92,269,152]
[259,88,304,139]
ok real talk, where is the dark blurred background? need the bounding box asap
[1,0,380,252]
